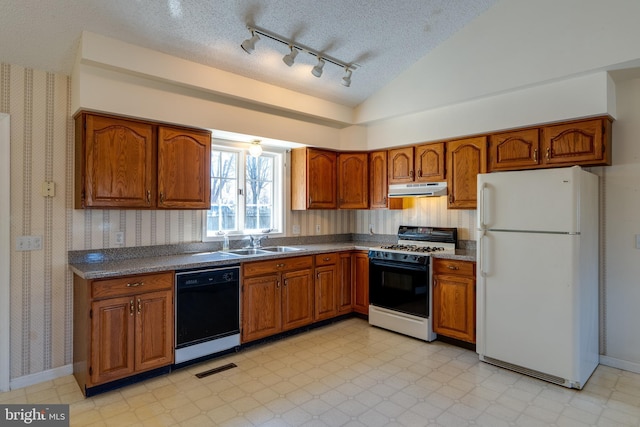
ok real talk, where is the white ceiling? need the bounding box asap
[0,0,497,107]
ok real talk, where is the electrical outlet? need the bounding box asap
[30,236,42,250]
[115,231,125,245]
[315,224,321,234]
[292,225,300,235]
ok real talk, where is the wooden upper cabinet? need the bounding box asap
[388,143,445,184]
[337,152,368,209]
[446,136,487,209]
[388,147,414,183]
[78,114,155,208]
[488,128,541,171]
[541,118,611,166]
[369,151,402,210]
[75,112,211,209]
[291,148,337,210]
[415,142,445,181]
[157,126,211,209]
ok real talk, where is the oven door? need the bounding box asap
[369,258,430,318]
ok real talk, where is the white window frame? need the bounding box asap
[203,141,284,241]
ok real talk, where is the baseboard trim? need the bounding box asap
[600,355,640,374]
[10,364,73,390]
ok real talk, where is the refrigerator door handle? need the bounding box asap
[479,183,488,229]
[479,231,487,277]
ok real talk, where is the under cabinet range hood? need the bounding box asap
[388,182,447,198]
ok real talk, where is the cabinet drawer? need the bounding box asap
[243,256,313,277]
[91,272,173,299]
[432,259,475,277]
[315,253,338,266]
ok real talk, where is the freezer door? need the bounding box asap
[477,167,583,233]
[477,231,583,381]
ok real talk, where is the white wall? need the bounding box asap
[356,0,640,125]
[600,76,640,372]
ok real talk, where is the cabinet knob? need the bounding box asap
[137,298,142,314]
[146,190,151,204]
[160,192,165,203]
[447,265,459,270]
[417,169,422,178]
[323,257,331,261]
[449,194,453,204]
[409,170,414,178]
[127,281,144,287]
[533,148,538,163]
[129,299,134,316]
[277,281,280,288]
[546,147,551,161]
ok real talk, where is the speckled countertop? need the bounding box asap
[69,235,477,280]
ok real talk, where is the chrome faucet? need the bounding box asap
[247,234,268,248]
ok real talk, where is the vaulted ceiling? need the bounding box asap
[0,0,497,107]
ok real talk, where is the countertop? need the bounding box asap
[69,241,477,280]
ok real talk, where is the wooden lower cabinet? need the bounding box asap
[352,251,370,315]
[432,259,476,343]
[74,272,174,394]
[241,256,314,343]
[338,252,354,314]
[314,253,339,321]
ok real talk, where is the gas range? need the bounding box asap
[369,226,457,265]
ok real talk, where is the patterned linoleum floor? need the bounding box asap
[1,318,640,426]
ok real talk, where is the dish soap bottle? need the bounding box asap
[223,233,229,251]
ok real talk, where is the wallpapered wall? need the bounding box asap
[2,62,474,382]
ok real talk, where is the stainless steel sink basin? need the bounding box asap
[261,246,304,253]
[226,248,271,256]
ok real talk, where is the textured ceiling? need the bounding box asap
[0,0,497,107]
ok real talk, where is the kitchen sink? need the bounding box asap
[260,246,304,253]
[225,248,271,256]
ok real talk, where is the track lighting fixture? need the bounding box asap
[282,45,298,67]
[341,68,352,87]
[240,25,359,86]
[311,58,325,78]
[240,30,260,54]
[248,140,262,157]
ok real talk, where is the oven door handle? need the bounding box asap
[369,259,428,272]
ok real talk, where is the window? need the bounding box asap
[204,143,283,239]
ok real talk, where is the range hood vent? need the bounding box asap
[388,182,447,198]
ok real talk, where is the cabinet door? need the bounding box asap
[541,118,609,166]
[432,274,475,343]
[352,252,369,315]
[388,147,414,184]
[281,269,314,331]
[369,151,402,210]
[157,127,211,209]
[135,290,173,372]
[314,264,338,321]
[447,136,487,209]
[242,274,281,343]
[307,149,337,209]
[90,296,135,385]
[338,252,353,314]
[338,153,368,209]
[488,128,540,171]
[82,114,155,208]
[415,142,445,181]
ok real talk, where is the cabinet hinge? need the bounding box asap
[89,366,92,376]
[89,309,92,319]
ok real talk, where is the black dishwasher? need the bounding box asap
[175,265,240,364]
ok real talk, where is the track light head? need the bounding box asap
[311,58,325,78]
[282,46,298,67]
[241,30,260,54]
[341,68,352,87]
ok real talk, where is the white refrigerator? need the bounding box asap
[476,166,599,389]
